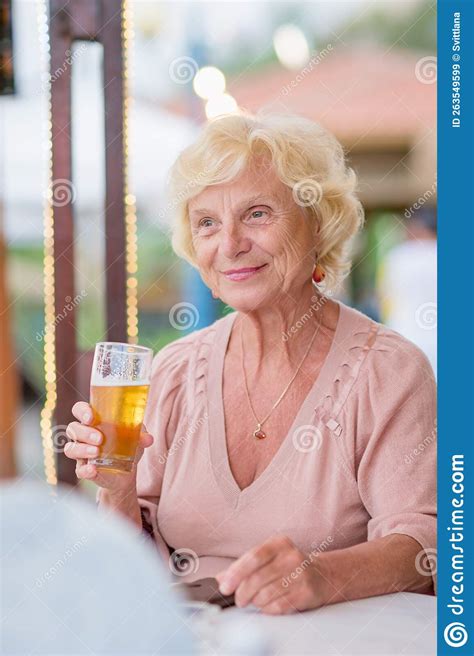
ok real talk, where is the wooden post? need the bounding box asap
[0,209,19,480]
[0,0,18,479]
[49,0,127,484]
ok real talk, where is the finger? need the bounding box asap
[138,430,154,449]
[260,594,297,615]
[66,422,103,445]
[64,441,101,461]
[72,401,94,424]
[250,578,288,609]
[75,462,98,480]
[234,560,284,608]
[217,536,284,595]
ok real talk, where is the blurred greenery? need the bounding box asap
[335,1,436,51]
[8,243,44,266]
[219,0,436,77]
[350,211,404,320]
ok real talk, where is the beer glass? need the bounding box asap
[89,342,153,474]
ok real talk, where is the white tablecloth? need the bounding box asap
[191,592,436,655]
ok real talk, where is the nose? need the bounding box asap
[219,221,251,260]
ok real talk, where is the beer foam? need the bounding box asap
[90,377,149,387]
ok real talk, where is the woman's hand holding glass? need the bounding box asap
[65,401,154,495]
[65,341,154,496]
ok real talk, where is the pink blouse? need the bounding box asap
[113,301,437,584]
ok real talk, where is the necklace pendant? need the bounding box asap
[254,425,267,440]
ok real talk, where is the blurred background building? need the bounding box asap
[0,0,436,484]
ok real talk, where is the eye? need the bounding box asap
[247,207,270,221]
[191,217,217,237]
[198,218,214,228]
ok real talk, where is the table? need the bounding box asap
[190,592,436,655]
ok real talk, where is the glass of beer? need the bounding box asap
[89,342,153,474]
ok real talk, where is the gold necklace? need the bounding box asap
[240,307,323,440]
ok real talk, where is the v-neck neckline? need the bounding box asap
[207,300,349,509]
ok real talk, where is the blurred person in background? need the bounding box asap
[378,208,437,378]
[0,479,195,654]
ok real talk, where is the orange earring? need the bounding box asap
[312,264,325,284]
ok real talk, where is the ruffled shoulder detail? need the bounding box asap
[372,323,435,370]
[185,317,221,411]
[151,331,195,383]
[316,303,434,440]
[151,313,231,414]
[316,305,388,437]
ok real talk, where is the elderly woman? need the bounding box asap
[66,113,436,615]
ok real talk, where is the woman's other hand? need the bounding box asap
[215,535,331,614]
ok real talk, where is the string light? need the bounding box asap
[37,0,58,485]
[122,1,139,343]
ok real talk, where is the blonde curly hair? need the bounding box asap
[167,111,364,291]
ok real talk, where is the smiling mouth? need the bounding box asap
[222,264,267,281]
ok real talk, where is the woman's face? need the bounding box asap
[188,159,317,312]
